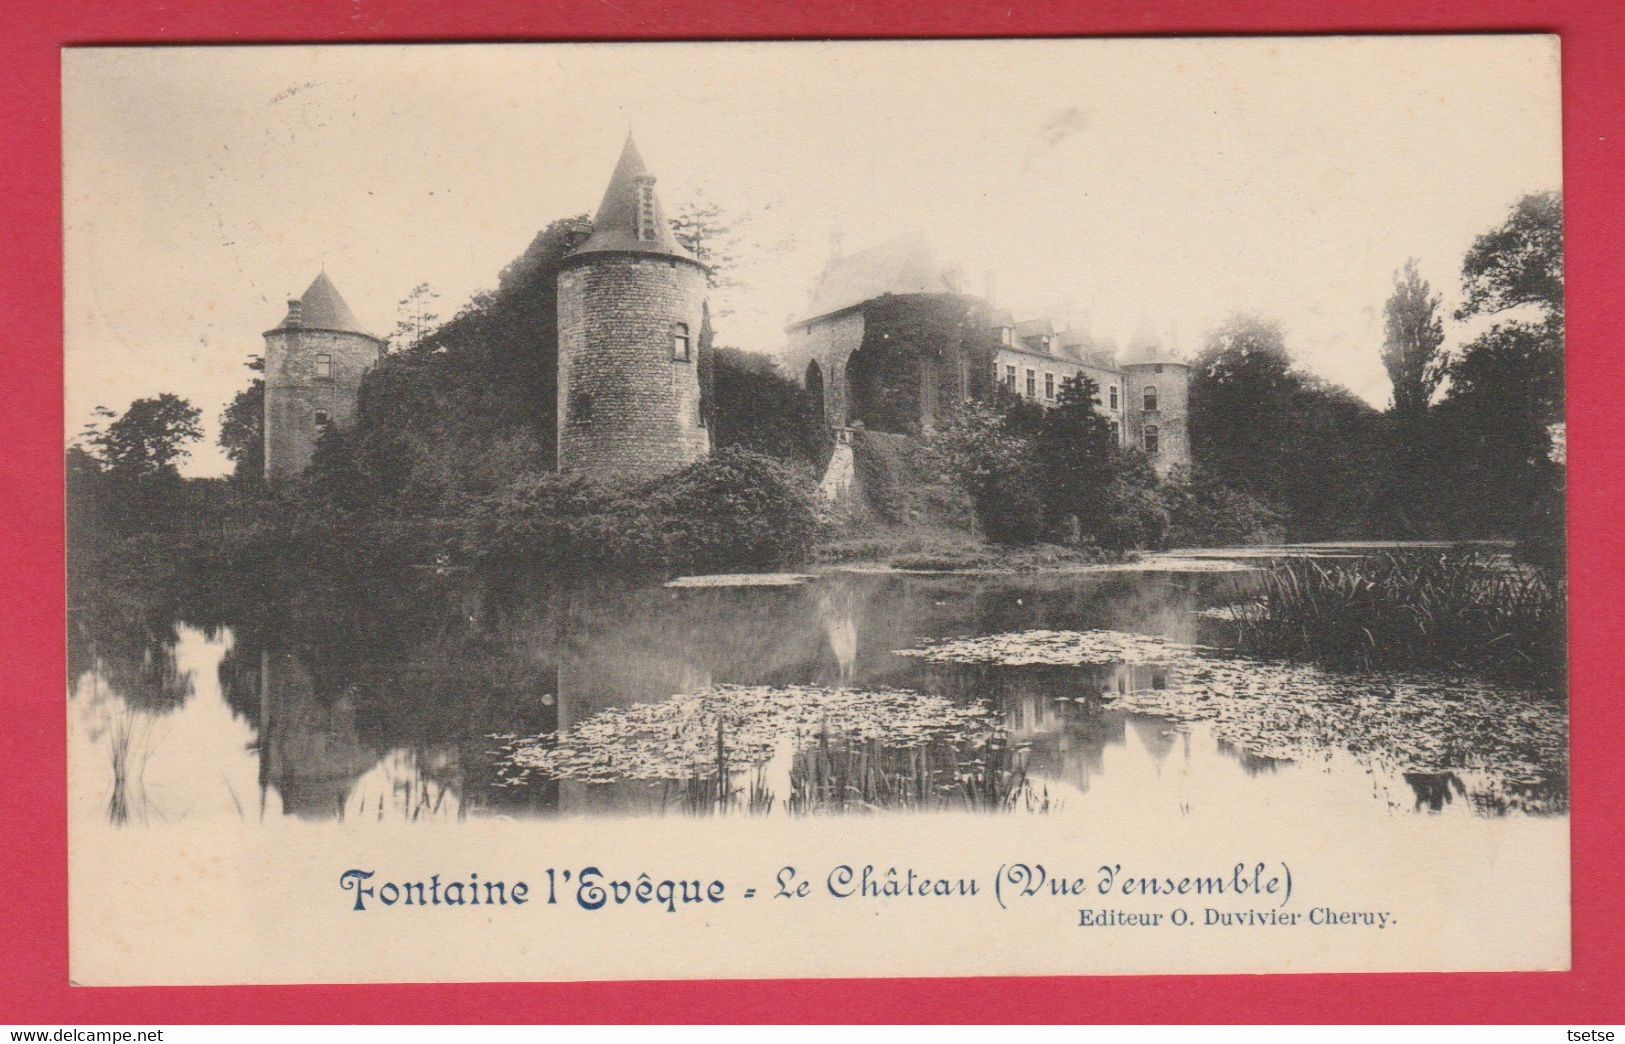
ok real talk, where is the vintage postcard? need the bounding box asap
[62,36,1567,986]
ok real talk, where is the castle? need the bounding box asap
[262,140,1189,484]
[783,232,1191,473]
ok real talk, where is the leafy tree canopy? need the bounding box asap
[1381,258,1446,416]
[1457,190,1563,321]
[91,393,203,481]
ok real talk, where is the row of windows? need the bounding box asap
[997,364,1156,411]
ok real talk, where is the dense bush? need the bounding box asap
[850,428,973,530]
[640,448,821,573]
[930,402,1047,544]
[1162,467,1285,547]
[457,448,819,580]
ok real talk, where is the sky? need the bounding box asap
[63,37,1561,477]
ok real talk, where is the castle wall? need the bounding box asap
[782,309,866,431]
[263,327,383,482]
[1123,363,1190,474]
[556,255,710,483]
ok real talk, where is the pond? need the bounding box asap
[66,551,1568,829]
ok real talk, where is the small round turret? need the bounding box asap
[1121,319,1190,474]
[262,271,384,482]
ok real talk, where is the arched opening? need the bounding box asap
[805,360,826,428]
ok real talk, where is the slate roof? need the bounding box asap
[568,134,697,263]
[794,231,956,326]
[275,271,376,338]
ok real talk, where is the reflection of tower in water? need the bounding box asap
[258,651,381,820]
[816,580,860,685]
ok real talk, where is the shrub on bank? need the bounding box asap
[459,448,820,580]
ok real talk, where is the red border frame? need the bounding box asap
[5,0,1622,1024]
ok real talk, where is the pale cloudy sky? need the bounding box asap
[63,37,1560,476]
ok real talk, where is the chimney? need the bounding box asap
[285,299,303,327]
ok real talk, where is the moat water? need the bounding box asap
[67,550,1568,828]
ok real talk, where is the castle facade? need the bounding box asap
[990,313,1190,473]
[784,232,1191,474]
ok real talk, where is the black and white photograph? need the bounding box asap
[61,37,1567,984]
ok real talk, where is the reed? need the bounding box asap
[785,728,1050,815]
[1225,549,1564,685]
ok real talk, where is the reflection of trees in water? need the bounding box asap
[1404,771,1466,813]
[69,587,200,825]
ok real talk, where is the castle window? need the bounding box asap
[314,353,332,379]
[1110,419,1120,442]
[1109,385,1119,410]
[1143,385,1158,412]
[1000,327,1013,346]
[569,391,593,425]
[1044,373,1055,400]
[1025,370,1036,398]
[672,323,691,361]
[313,409,330,427]
[1005,365,1016,390]
[1144,424,1159,455]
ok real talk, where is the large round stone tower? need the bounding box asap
[262,271,385,483]
[556,135,710,483]
[1121,318,1191,475]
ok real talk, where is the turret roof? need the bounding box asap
[1121,316,1185,366]
[567,134,697,263]
[273,271,376,338]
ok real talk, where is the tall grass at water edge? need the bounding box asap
[1225,549,1565,687]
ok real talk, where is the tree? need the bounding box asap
[1432,323,1562,539]
[1033,374,1116,534]
[390,283,441,351]
[1456,191,1563,322]
[933,401,1046,544]
[1381,259,1446,416]
[219,356,265,486]
[1423,190,1565,550]
[1189,314,1297,501]
[670,194,737,292]
[92,394,203,481]
[1191,314,1385,539]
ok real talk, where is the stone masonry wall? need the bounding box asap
[263,327,383,482]
[1123,363,1190,474]
[557,255,710,483]
[781,309,866,431]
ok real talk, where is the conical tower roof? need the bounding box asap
[567,134,697,263]
[273,271,376,338]
[1121,315,1183,366]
